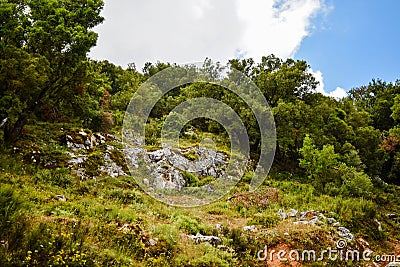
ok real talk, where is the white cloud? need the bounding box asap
[236,0,322,59]
[328,87,347,99]
[309,68,347,99]
[90,0,325,69]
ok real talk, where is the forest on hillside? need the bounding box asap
[1,1,400,266]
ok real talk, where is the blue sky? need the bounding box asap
[90,0,400,98]
[295,0,400,94]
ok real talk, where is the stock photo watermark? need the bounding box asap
[257,239,400,264]
[122,62,276,207]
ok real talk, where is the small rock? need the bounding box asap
[243,225,256,232]
[202,185,215,193]
[94,133,106,144]
[284,232,290,237]
[105,145,115,151]
[309,216,320,224]
[333,222,340,227]
[117,223,138,233]
[386,214,397,219]
[278,209,287,219]
[338,227,354,241]
[84,137,92,148]
[55,195,67,201]
[149,238,158,246]
[327,218,336,224]
[216,224,223,231]
[338,227,350,234]
[288,209,298,217]
[186,233,221,245]
[300,211,308,220]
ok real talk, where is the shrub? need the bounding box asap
[229,187,279,209]
[249,212,281,228]
[151,224,179,256]
[191,251,231,267]
[339,166,374,198]
[204,201,235,216]
[175,215,215,236]
[33,168,74,188]
[85,152,104,177]
[87,111,115,132]
[181,171,199,187]
[183,151,198,161]
[197,176,215,187]
[175,215,201,235]
[109,189,144,204]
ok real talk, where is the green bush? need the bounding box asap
[151,224,179,256]
[181,171,200,187]
[33,168,74,188]
[183,151,198,161]
[0,186,23,229]
[197,176,215,187]
[109,189,144,204]
[340,166,374,197]
[86,111,114,132]
[204,201,235,216]
[249,212,281,228]
[96,248,136,266]
[85,152,104,177]
[175,215,201,235]
[175,215,215,236]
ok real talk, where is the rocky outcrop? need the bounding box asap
[64,130,235,191]
[64,130,127,178]
[124,142,237,191]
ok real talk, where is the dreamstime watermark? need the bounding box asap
[257,239,400,263]
[122,62,276,207]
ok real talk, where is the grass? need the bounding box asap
[0,123,399,266]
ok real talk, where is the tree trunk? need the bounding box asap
[4,115,28,144]
[3,84,50,144]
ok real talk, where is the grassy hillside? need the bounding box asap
[1,122,399,266]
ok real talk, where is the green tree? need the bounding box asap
[324,108,354,148]
[0,0,104,143]
[299,135,373,196]
[230,55,318,107]
[391,94,400,123]
[352,126,387,177]
[272,100,312,164]
[299,135,340,192]
[348,79,400,130]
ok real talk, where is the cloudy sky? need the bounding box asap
[90,0,400,98]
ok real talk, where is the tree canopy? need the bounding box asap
[0,0,104,143]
